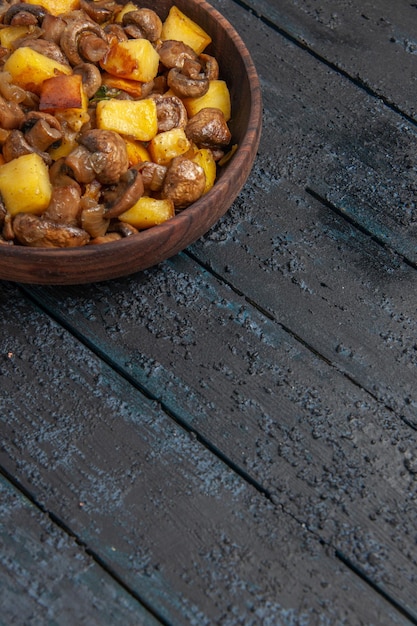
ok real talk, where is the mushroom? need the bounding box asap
[108,221,139,237]
[158,40,198,70]
[65,144,97,183]
[73,62,102,98]
[89,232,122,244]
[185,108,231,149]
[2,211,15,241]
[49,158,81,191]
[13,213,90,248]
[103,23,128,43]
[102,168,144,218]
[42,185,81,226]
[0,96,24,130]
[3,3,47,26]
[79,0,117,24]
[78,129,129,184]
[2,129,49,163]
[161,156,206,209]
[60,17,109,66]
[122,8,162,42]
[0,71,27,104]
[41,14,67,44]
[199,53,219,81]
[22,111,63,152]
[152,94,188,133]
[167,65,209,99]
[80,203,109,238]
[138,161,167,192]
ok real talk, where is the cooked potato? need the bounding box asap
[161,6,211,54]
[25,0,80,16]
[149,128,191,165]
[183,80,231,121]
[96,98,158,141]
[100,39,160,83]
[0,26,32,50]
[40,74,85,112]
[4,47,71,94]
[191,148,217,194]
[124,137,151,167]
[119,196,175,229]
[0,153,52,216]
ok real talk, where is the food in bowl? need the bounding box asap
[0,0,235,247]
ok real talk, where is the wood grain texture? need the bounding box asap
[24,253,417,622]
[235,0,417,120]
[0,283,408,626]
[0,0,262,285]
[0,476,161,626]
[207,0,417,264]
[185,1,417,424]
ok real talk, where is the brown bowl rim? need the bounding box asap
[0,0,262,284]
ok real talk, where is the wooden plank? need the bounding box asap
[181,1,417,423]
[0,283,408,626]
[23,253,417,622]
[207,0,417,265]
[0,475,162,626]
[232,0,417,121]
[191,182,417,426]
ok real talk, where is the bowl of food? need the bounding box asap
[0,0,262,284]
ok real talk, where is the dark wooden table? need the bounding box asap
[1,0,417,624]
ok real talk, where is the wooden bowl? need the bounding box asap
[0,0,262,284]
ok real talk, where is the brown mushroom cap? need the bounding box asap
[60,17,109,66]
[3,3,47,26]
[158,40,198,70]
[161,156,206,209]
[103,168,144,219]
[167,67,209,99]
[13,213,90,248]
[152,94,188,133]
[122,8,162,41]
[185,107,232,148]
[73,62,102,98]
[78,129,129,184]
[79,0,117,24]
